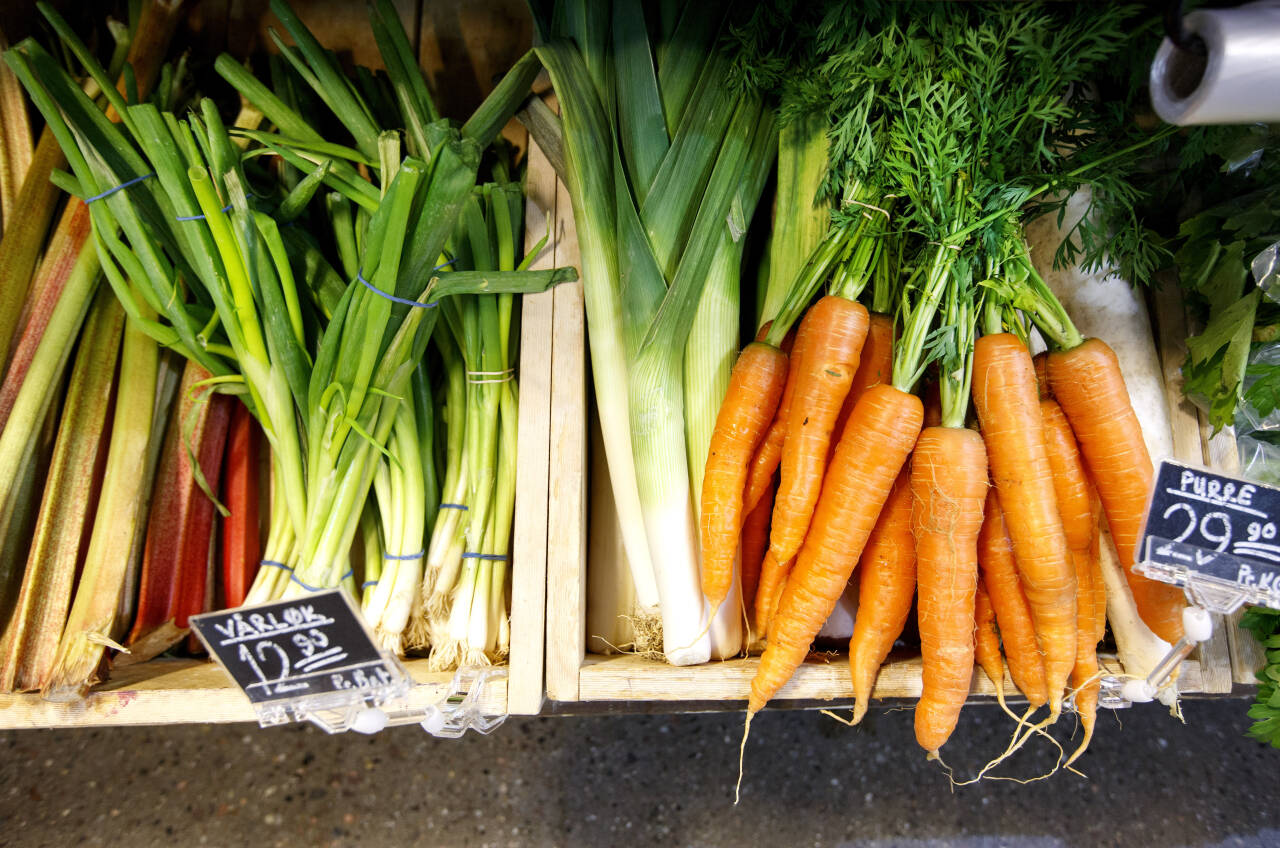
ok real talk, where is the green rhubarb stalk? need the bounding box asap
[0,243,101,560]
[0,131,64,372]
[0,289,124,692]
[44,282,159,700]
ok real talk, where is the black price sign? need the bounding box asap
[1141,460,1280,603]
[190,590,403,705]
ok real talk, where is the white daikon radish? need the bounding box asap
[818,582,859,641]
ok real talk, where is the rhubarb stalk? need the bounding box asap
[0,287,123,692]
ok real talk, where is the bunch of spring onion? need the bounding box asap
[7,0,568,691]
[534,0,778,664]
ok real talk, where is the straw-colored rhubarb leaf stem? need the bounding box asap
[0,288,123,692]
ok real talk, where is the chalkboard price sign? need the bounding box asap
[1140,460,1280,608]
[190,590,407,707]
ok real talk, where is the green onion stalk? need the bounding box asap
[427,182,524,669]
[415,335,469,651]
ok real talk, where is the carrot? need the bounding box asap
[753,552,792,639]
[848,465,915,724]
[973,579,1004,698]
[912,425,988,755]
[978,490,1048,708]
[739,472,774,630]
[1067,547,1101,765]
[748,384,922,715]
[221,400,262,609]
[764,295,868,570]
[743,319,810,515]
[700,342,790,608]
[830,311,894,463]
[1047,338,1184,643]
[972,333,1076,714]
[1040,400,1094,553]
[1040,396,1104,760]
[1089,490,1106,644]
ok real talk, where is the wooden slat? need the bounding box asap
[585,410,637,654]
[1151,277,1233,694]
[506,132,556,716]
[544,166,587,702]
[1201,423,1269,684]
[577,653,1203,705]
[0,658,505,729]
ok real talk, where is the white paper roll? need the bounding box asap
[1150,1,1280,125]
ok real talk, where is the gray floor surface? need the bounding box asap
[0,698,1277,847]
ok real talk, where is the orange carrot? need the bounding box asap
[848,466,915,724]
[978,490,1048,708]
[748,384,922,715]
[830,311,894,463]
[743,319,810,515]
[912,425,988,755]
[974,579,1004,697]
[740,473,774,629]
[1040,400,1094,553]
[1067,547,1101,764]
[764,296,868,570]
[1047,338,1184,643]
[1041,396,1103,759]
[753,552,792,639]
[701,342,790,608]
[1089,490,1107,644]
[973,333,1076,714]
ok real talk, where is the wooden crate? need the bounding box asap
[0,0,550,727]
[539,163,1258,710]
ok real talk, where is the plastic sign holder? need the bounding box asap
[190,590,507,736]
[1098,460,1280,708]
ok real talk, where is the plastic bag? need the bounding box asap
[1237,433,1280,487]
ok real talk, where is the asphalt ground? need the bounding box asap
[1,697,1277,847]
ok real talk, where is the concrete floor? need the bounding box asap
[0,698,1276,847]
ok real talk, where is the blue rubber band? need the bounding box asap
[85,172,155,203]
[259,559,289,570]
[175,202,233,222]
[289,572,325,592]
[461,552,508,561]
[433,258,457,271]
[361,580,378,589]
[341,568,354,581]
[357,269,437,308]
[439,503,468,511]
[384,550,426,561]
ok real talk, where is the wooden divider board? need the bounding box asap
[506,132,557,716]
[0,658,505,729]
[544,137,589,703]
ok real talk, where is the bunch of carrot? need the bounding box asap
[692,1,1189,765]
